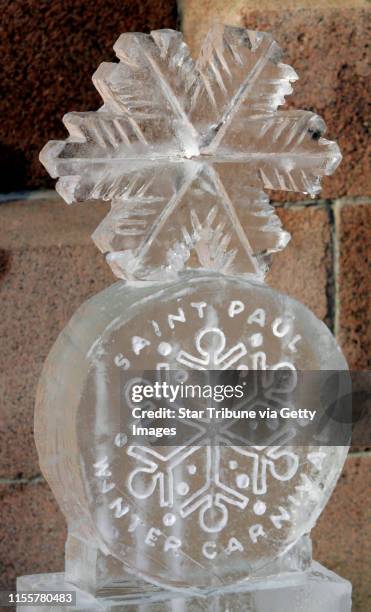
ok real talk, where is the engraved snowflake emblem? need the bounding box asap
[40,25,341,281]
[121,326,301,534]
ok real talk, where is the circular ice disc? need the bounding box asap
[37,273,349,589]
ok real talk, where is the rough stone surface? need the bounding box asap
[0,455,369,611]
[180,0,369,54]
[335,201,371,370]
[313,454,371,612]
[268,205,332,323]
[0,481,66,589]
[180,1,370,200]
[0,199,112,478]
[1,0,178,192]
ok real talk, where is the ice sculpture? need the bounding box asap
[17,25,351,611]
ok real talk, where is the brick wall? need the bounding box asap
[0,1,370,610]
[1,0,178,192]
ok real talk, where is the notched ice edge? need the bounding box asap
[39,24,342,282]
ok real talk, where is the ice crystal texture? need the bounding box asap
[40,25,341,281]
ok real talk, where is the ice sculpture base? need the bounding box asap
[17,563,351,611]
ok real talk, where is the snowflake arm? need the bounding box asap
[191,25,298,150]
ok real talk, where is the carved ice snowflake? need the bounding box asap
[40,25,341,281]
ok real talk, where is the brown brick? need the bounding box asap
[268,204,370,454]
[0,480,66,589]
[0,198,113,478]
[313,453,371,612]
[1,0,178,192]
[335,201,371,369]
[181,1,370,200]
[267,205,332,322]
[180,0,369,54]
